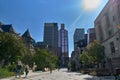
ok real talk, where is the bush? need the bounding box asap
[6,64,17,72]
[80,70,85,74]
[5,64,24,74]
[88,69,110,76]
[80,69,89,74]
[89,69,96,76]
[96,69,111,76]
[0,67,14,78]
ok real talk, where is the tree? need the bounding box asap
[70,60,76,71]
[33,48,58,71]
[79,51,90,68]
[21,52,33,67]
[0,33,30,66]
[87,40,104,67]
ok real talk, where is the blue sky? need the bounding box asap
[0,0,108,57]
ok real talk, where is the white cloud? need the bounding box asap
[81,0,101,11]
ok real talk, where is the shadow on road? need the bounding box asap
[14,77,29,80]
[84,76,100,80]
[62,70,84,77]
[84,77,95,80]
[84,76,115,80]
[61,70,68,72]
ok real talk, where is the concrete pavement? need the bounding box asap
[1,68,116,80]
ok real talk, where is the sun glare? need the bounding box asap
[81,0,101,11]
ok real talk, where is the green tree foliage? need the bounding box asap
[87,40,104,65]
[79,40,104,68]
[70,60,76,71]
[79,51,90,67]
[33,48,58,71]
[0,33,30,66]
[21,52,33,66]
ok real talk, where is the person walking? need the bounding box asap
[25,65,29,78]
[50,66,52,73]
[58,65,60,71]
[16,61,22,78]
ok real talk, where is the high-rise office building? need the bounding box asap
[74,28,85,51]
[58,24,69,67]
[43,23,58,55]
[84,34,88,46]
[71,28,85,70]
[87,28,96,44]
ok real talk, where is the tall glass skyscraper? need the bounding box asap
[58,24,69,67]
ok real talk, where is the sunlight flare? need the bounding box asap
[81,0,101,11]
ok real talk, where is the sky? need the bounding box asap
[0,0,108,57]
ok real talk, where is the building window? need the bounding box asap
[105,13,110,28]
[100,36,103,42]
[108,29,113,37]
[118,5,120,15]
[110,42,115,55]
[113,16,115,22]
[98,24,103,42]
[117,5,120,22]
[108,30,112,37]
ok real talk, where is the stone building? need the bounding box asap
[1,24,17,34]
[36,42,46,49]
[94,0,120,72]
[0,28,3,33]
[0,24,21,38]
[22,29,36,54]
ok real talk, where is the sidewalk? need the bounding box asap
[1,70,50,80]
[1,70,116,80]
[94,76,115,80]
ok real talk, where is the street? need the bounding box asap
[28,69,93,80]
[2,68,115,80]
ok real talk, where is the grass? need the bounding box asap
[0,67,15,79]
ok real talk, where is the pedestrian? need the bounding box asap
[58,67,60,71]
[25,65,29,78]
[32,62,37,72]
[50,67,52,73]
[58,65,60,71]
[67,67,70,72]
[16,61,22,78]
